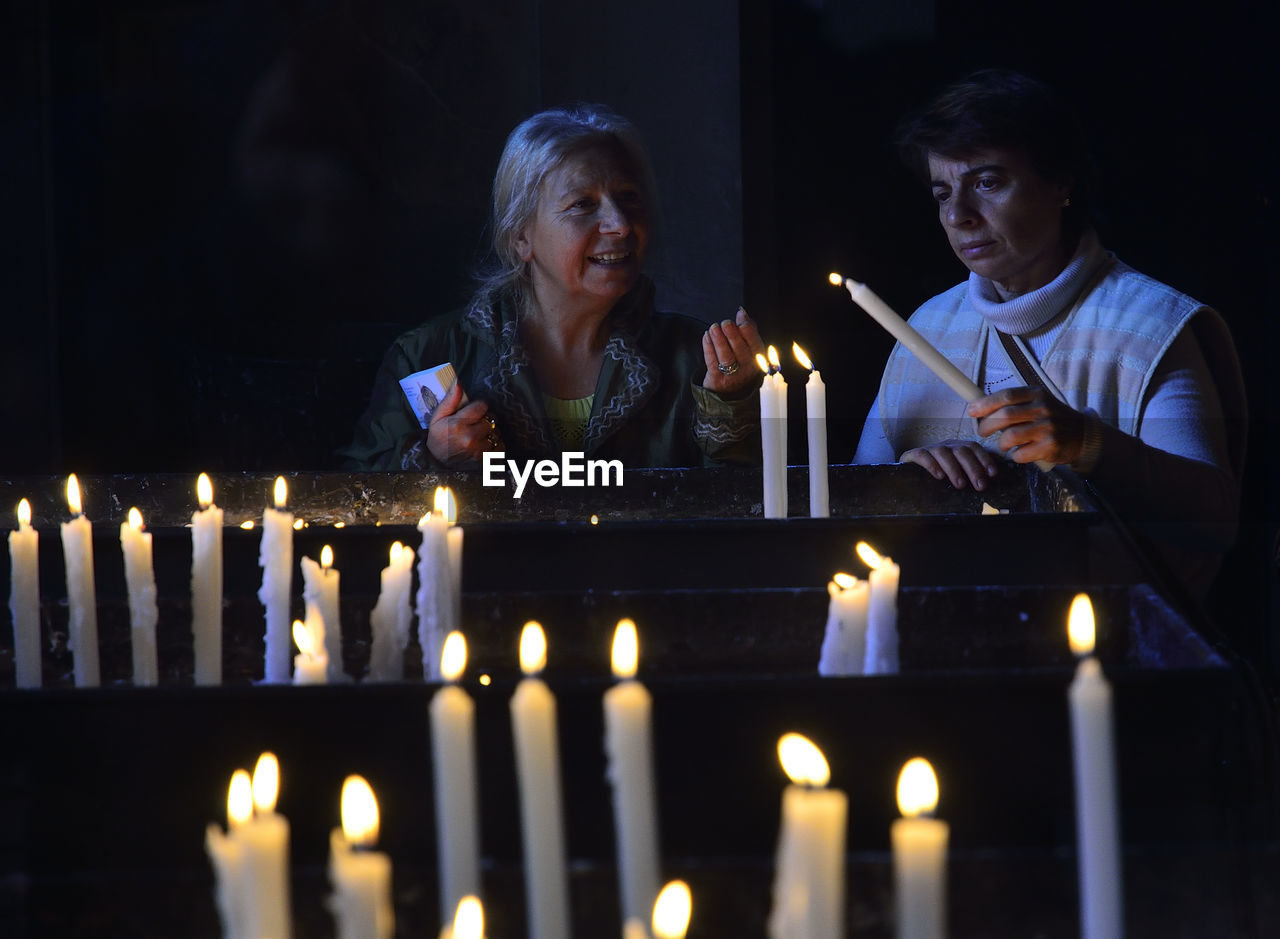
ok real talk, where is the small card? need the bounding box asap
[399,362,466,429]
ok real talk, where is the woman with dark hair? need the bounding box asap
[341,104,764,471]
[853,69,1246,594]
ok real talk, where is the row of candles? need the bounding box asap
[4,474,464,689]
[205,594,1116,939]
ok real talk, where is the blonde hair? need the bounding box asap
[473,104,657,312]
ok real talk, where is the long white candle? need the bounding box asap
[119,507,158,686]
[206,769,252,939]
[258,476,294,683]
[818,572,869,676]
[60,474,99,687]
[329,775,394,939]
[603,618,661,928]
[767,733,846,939]
[1067,594,1122,939]
[417,488,455,681]
[243,753,293,939]
[858,541,900,674]
[891,758,948,939]
[833,275,982,401]
[301,545,343,681]
[8,498,41,688]
[794,343,829,518]
[510,621,570,939]
[430,631,481,923]
[191,472,223,686]
[757,352,788,519]
[368,542,413,681]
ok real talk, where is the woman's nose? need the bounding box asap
[598,197,632,234]
[944,192,977,228]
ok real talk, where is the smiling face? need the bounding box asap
[928,148,1072,298]
[514,144,650,319]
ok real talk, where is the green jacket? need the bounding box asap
[339,278,760,470]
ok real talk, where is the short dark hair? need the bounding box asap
[895,69,1095,237]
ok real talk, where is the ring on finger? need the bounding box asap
[716,360,740,376]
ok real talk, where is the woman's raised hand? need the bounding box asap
[702,307,767,396]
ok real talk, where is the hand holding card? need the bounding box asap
[399,363,468,429]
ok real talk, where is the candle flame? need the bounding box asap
[66,474,82,516]
[896,757,939,818]
[273,476,287,509]
[855,541,885,570]
[240,520,255,530]
[832,571,857,589]
[479,674,491,686]
[434,486,458,525]
[777,732,830,788]
[652,879,693,939]
[453,895,484,939]
[340,774,380,846]
[1067,592,1096,656]
[792,342,813,371]
[441,630,467,682]
[755,353,770,374]
[293,618,317,657]
[766,345,781,369]
[519,621,547,675]
[320,544,333,570]
[293,518,304,531]
[127,507,144,531]
[227,769,253,830]
[197,472,213,509]
[828,272,844,286]
[590,514,599,525]
[389,541,403,564]
[252,752,280,814]
[611,618,639,680]
[17,498,31,527]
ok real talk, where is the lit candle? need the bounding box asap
[756,349,788,518]
[60,474,99,687]
[603,618,661,928]
[510,621,570,939]
[240,753,293,938]
[793,343,829,518]
[8,498,41,688]
[206,768,252,939]
[430,630,480,924]
[301,544,344,682]
[891,757,948,939]
[191,472,223,686]
[857,541,900,674]
[119,507,158,686]
[653,879,693,939]
[293,613,329,685]
[767,733,846,939]
[818,571,869,676]
[368,542,413,681]
[258,476,294,683]
[440,895,486,939]
[417,488,456,681]
[829,273,981,402]
[1067,594,1122,939]
[329,774,394,939]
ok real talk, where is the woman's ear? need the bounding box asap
[514,229,533,263]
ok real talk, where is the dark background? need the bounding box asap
[2,1,1277,674]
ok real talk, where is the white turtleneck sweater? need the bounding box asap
[853,232,1240,596]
